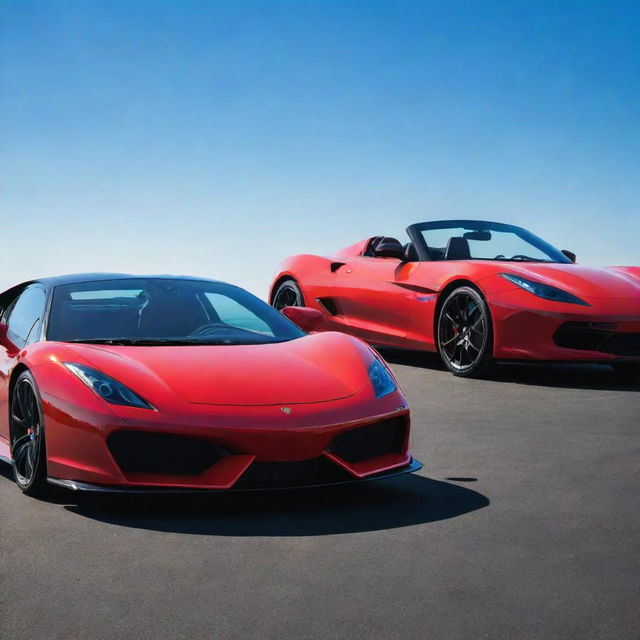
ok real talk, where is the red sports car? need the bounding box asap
[270,220,640,377]
[0,274,420,498]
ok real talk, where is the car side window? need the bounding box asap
[6,286,47,348]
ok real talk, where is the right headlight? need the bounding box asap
[500,274,589,306]
[368,358,396,398]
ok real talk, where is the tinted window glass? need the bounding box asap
[204,293,273,335]
[7,286,46,347]
[47,278,304,345]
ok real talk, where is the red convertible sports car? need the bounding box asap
[271,220,640,377]
[0,274,420,498]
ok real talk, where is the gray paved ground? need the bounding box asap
[1,356,639,640]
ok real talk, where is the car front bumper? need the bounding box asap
[489,291,640,362]
[39,383,419,490]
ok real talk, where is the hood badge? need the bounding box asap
[281,407,293,415]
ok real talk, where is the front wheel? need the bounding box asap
[10,371,49,497]
[436,286,493,377]
[272,278,304,310]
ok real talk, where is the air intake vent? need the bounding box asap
[599,333,640,356]
[316,297,339,316]
[327,417,407,463]
[235,457,351,489]
[107,431,226,475]
[554,323,640,355]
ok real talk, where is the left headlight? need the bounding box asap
[63,363,154,409]
[500,273,589,306]
[368,358,396,398]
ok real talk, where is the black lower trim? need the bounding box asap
[327,417,407,463]
[234,457,351,489]
[46,458,423,494]
[554,322,640,356]
[494,358,640,364]
[107,431,227,475]
[315,297,340,316]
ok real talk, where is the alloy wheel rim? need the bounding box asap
[439,293,487,371]
[11,379,42,486]
[273,284,301,310]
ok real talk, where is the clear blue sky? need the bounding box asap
[1,0,638,296]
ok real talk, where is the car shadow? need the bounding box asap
[56,475,489,537]
[378,348,640,392]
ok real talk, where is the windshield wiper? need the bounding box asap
[502,256,545,262]
[65,338,207,345]
[64,337,289,346]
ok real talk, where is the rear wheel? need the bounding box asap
[437,286,493,377]
[10,371,49,498]
[272,279,304,310]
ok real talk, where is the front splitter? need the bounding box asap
[46,457,423,494]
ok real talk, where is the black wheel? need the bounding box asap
[272,279,304,310]
[10,371,49,497]
[437,286,493,377]
[610,362,640,376]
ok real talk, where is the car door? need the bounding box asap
[0,284,47,447]
[332,254,419,347]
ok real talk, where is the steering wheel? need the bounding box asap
[190,322,230,337]
[509,254,536,261]
[494,254,535,261]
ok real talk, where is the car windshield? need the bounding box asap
[416,221,571,263]
[47,278,305,345]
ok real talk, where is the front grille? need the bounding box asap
[554,323,640,356]
[107,431,226,475]
[599,333,640,356]
[327,417,407,463]
[234,457,352,489]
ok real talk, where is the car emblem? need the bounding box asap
[281,407,293,415]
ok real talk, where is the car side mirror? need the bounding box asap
[561,249,576,263]
[280,306,324,332]
[374,240,405,259]
[0,323,18,355]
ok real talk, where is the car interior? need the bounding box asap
[48,289,221,340]
[364,235,470,261]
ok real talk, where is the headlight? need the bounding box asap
[63,363,154,409]
[368,358,396,398]
[500,274,589,306]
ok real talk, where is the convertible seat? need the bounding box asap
[367,236,402,256]
[445,237,471,260]
[403,242,419,261]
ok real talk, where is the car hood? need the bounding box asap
[500,263,640,299]
[60,332,372,406]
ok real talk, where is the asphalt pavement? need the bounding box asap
[1,355,638,640]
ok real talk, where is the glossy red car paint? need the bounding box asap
[270,239,640,364]
[0,276,418,493]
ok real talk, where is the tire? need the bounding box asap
[272,278,305,310]
[10,370,49,498]
[436,286,493,377]
[610,362,640,376]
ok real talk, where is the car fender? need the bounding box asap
[270,254,341,305]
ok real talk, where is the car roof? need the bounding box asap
[1,273,230,297]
